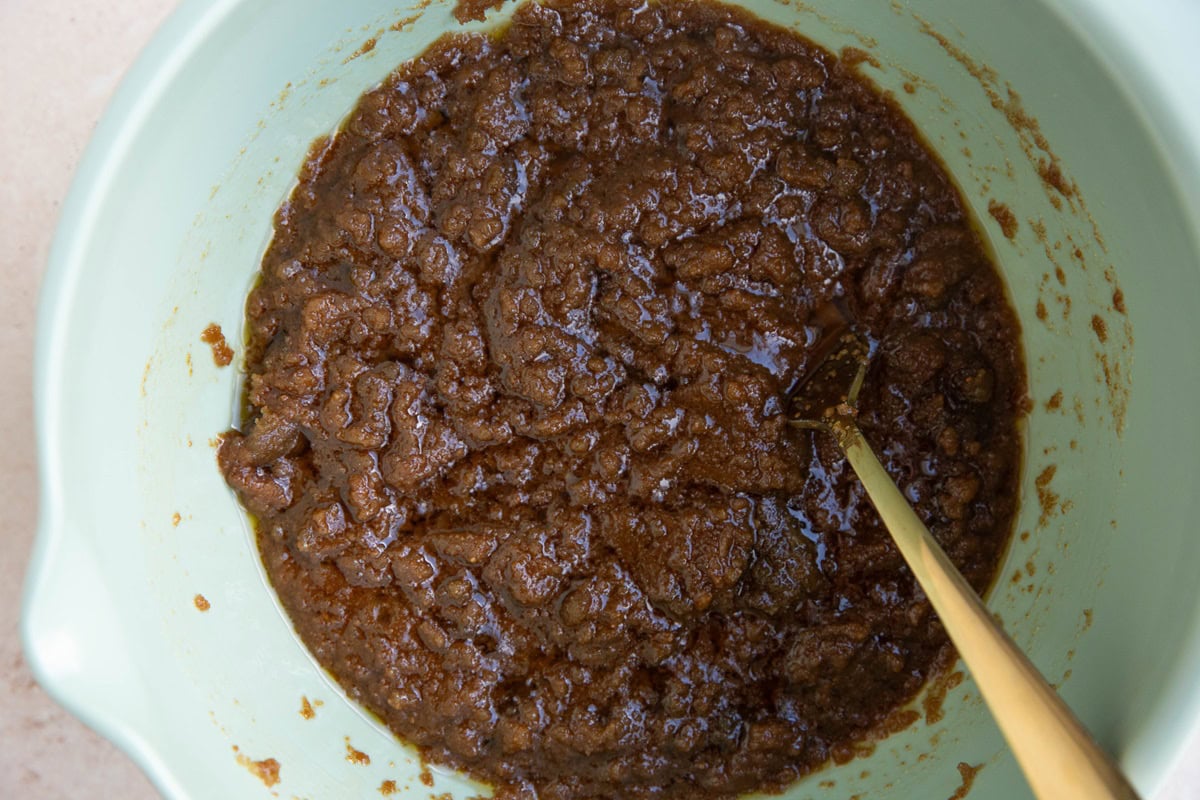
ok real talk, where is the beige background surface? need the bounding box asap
[0,1,1196,798]
[1,2,169,797]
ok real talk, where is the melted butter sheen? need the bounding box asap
[217,1,1025,797]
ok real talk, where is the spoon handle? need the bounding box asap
[837,422,1141,800]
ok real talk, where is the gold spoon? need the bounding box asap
[788,320,1141,800]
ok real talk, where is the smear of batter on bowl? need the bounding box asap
[200,323,233,367]
[1091,314,1108,344]
[922,669,966,726]
[987,199,1018,240]
[454,0,509,22]
[1035,464,1060,526]
[233,746,281,788]
[346,738,372,765]
[947,761,983,800]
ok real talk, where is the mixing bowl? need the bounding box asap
[22,0,1200,797]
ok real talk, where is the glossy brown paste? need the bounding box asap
[218,1,1025,797]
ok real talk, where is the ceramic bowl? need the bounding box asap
[23,0,1200,797]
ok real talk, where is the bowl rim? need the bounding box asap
[21,0,1200,797]
[21,1,245,796]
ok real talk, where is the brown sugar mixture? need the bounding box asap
[217,1,1025,797]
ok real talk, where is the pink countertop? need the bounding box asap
[0,1,1195,798]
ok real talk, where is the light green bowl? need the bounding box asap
[22,0,1200,797]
